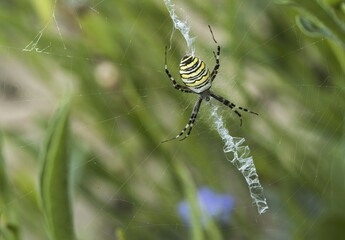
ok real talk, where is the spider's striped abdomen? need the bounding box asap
[179,55,211,93]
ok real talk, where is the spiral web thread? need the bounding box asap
[211,107,268,214]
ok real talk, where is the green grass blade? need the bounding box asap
[40,97,75,240]
[175,160,222,240]
[175,160,204,240]
[0,135,19,240]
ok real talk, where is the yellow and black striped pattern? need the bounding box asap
[179,55,211,93]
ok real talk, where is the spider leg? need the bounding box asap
[162,97,203,143]
[208,25,220,82]
[210,92,258,126]
[165,46,193,93]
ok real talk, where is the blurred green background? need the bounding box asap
[1,0,345,239]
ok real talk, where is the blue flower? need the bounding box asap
[178,187,234,226]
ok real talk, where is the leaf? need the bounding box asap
[296,15,331,38]
[40,96,75,240]
[291,1,345,48]
[273,0,296,6]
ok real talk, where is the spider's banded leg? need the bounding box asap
[162,97,203,143]
[208,25,220,82]
[179,97,203,141]
[165,46,193,93]
[210,92,258,126]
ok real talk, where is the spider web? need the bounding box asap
[164,0,268,215]
[1,0,345,239]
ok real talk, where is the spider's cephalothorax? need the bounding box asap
[163,25,258,143]
[179,55,211,94]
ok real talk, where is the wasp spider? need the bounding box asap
[163,25,258,142]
